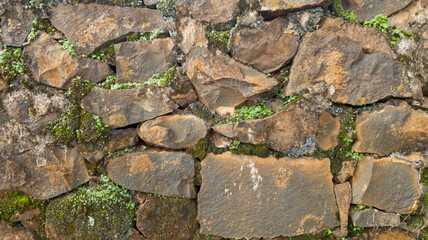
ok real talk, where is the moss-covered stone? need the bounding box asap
[206,27,233,55]
[230,142,272,158]
[0,192,46,223]
[0,46,25,85]
[186,135,224,161]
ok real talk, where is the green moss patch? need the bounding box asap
[0,45,25,85]
[0,191,46,223]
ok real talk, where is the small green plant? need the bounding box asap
[346,150,361,160]
[23,18,57,46]
[126,29,167,42]
[343,10,358,22]
[0,45,25,85]
[331,0,357,22]
[0,192,46,222]
[223,101,274,123]
[157,0,176,17]
[59,39,78,56]
[25,0,46,12]
[206,28,234,54]
[229,140,241,150]
[90,44,115,62]
[363,14,413,47]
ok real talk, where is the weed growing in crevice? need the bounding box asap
[0,45,25,85]
[90,44,115,63]
[157,0,176,17]
[59,39,78,56]
[23,18,57,46]
[363,14,413,47]
[229,140,241,150]
[126,29,167,42]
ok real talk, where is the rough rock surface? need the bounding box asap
[286,18,418,106]
[316,112,340,151]
[389,0,428,33]
[106,151,196,198]
[176,0,240,26]
[185,47,278,114]
[24,33,112,89]
[257,0,330,17]
[50,4,166,55]
[351,209,401,227]
[115,38,176,84]
[81,86,178,129]
[136,196,198,239]
[353,102,428,156]
[0,4,35,47]
[352,156,421,214]
[231,17,300,73]
[342,0,413,22]
[369,229,417,240]
[0,221,37,240]
[213,104,318,152]
[138,115,207,149]
[334,161,357,184]
[175,17,209,55]
[166,77,197,107]
[333,182,351,238]
[143,0,161,7]
[198,152,338,238]
[0,159,26,191]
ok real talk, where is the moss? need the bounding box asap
[157,0,176,17]
[0,45,25,85]
[206,27,233,55]
[105,146,147,159]
[0,191,46,223]
[126,29,167,42]
[90,44,115,63]
[230,142,272,158]
[186,135,224,161]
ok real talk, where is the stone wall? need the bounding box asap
[0,0,427,239]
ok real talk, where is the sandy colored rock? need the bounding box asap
[211,132,232,148]
[50,4,165,55]
[138,115,207,149]
[176,0,240,25]
[334,161,357,184]
[24,32,112,89]
[0,159,26,191]
[213,104,318,152]
[0,4,34,47]
[353,102,428,156]
[389,0,428,33]
[231,17,300,73]
[352,156,421,214]
[342,0,413,22]
[286,18,418,106]
[333,182,351,238]
[115,38,175,84]
[257,0,330,17]
[106,151,196,198]
[175,17,208,55]
[198,152,338,238]
[0,221,37,240]
[143,0,161,6]
[351,209,401,227]
[81,86,178,129]
[316,112,340,151]
[369,229,416,240]
[11,208,40,222]
[166,77,197,107]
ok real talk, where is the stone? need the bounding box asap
[286,18,418,106]
[353,102,428,156]
[333,182,351,238]
[138,115,207,149]
[342,0,413,22]
[81,86,178,129]
[211,132,233,148]
[198,152,338,238]
[50,4,166,55]
[115,38,176,84]
[213,104,318,152]
[0,221,37,240]
[143,0,161,7]
[78,128,139,164]
[175,17,208,55]
[1,4,35,47]
[24,32,112,89]
[369,229,416,240]
[167,78,197,107]
[352,156,421,214]
[231,17,300,73]
[176,0,240,26]
[351,209,401,227]
[389,0,428,33]
[0,159,26,191]
[136,195,198,240]
[11,208,40,222]
[257,0,330,18]
[316,112,340,151]
[334,161,357,184]
[106,151,196,198]
[185,47,278,114]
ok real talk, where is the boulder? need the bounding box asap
[353,102,428,156]
[351,209,401,227]
[257,0,330,18]
[352,156,421,214]
[106,151,196,198]
[333,182,351,238]
[286,18,418,106]
[176,0,240,26]
[231,17,300,73]
[115,38,176,84]
[198,152,338,238]
[81,86,178,129]
[24,32,112,89]
[138,115,207,149]
[0,221,37,240]
[50,4,165,55]
[0,4,35,47]
[342,0,413,22]
[316,112,340,151]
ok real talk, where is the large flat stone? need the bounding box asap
[81,86,178,129]
[50,4,165,55]
[342,0,413,22]
[1,4,35,47]
[106,151,196,198]
[176,0,240,26]
[198,152,338,238]
[257,0,330,17]
[351,209,401,227]
[352,156,421,214]
[353,102,428,156]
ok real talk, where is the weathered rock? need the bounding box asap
[175,17,208,55]
[136,195,198,239]
[50,4,166,55]
[334,161,357,184]
[352,156,421,214]
[353,102,428,156]
[167,78,197,107]
[286,18,418,106]
[81,86,178,129]
[213,104,318,152]
[176,0,240,26]
[389,0,428,33]
[198,152,338,238]
[0,221,37,240]
[342,0,413,22]
[138,115,207,149]
[106,151,196,198]
[333,182,351,238]
[351,209,401,227]
[115,38,176,84]
[1,4,35,47]
[0,159,26,191]
[11,208,40,222]
[415,27,428,95]
[369,229,416,240]
[211,132,233,148]
[24,32,112,89]
[257,0,330,18]
[78,128,139,164]
[143,0,161,7]
[316,112,340,151]
[231,17,300,73]
[185,47,278,114]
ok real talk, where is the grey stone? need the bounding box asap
[1,4,35,47]
[333,182,351,238]
[351,209,401,227]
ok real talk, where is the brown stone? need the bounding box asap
[176,0,240,26]
[342,0,413,22]
[50,4,166,55]
[24,32,112,89]
[353,102,428,156]
[115,38,176,84]
[257,0,330,17]
[316,112,340,151]
[106,151,196,198]
[138,115,207,149]
[11,208,40,222]
[143,0,161,7]
[211,132,233,148]
[167,78,197,107]
[351,209,401,227]
[198,152,338,238]
[231,17,300,73]
[1,4,35,47]
[0,221,37,240]
[0,159,26,191]
[136,196,198,240]
[333,182,351,238]
[334,161,357,184]
[175,17,208,55]
[352,156,421,214]
[213,104,318,152]
[286,18,418,106]
[389,0,428,33]
[81,86,178,129]
[369,229,416,240]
